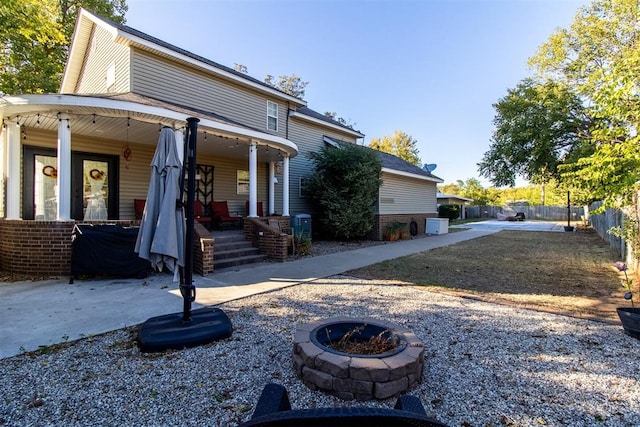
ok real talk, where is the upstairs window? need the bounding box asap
[267,101,278,131]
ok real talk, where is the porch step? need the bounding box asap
[212,230,267,270]
[214,254,268,270]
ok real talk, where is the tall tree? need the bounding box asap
[323,111,356,129]
[368,130,421,167]
[456,178,500,206]
[233,63,248,74]
[264,73,308,99]
[478,78,591,187]
[438,182,462,195]
[1,0,127,94]
[530,0,640,209]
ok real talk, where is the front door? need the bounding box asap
[71,152,118,220]
[23,147,119,220]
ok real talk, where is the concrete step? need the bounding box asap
[214,245,262,261]
[214,254,267,270]
[215,240,255,251]
[211,230,266,269]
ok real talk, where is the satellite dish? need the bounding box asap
[424,163,437,173]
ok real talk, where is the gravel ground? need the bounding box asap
[1,276,638,427]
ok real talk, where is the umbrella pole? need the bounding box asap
[181,117,200,322]
[136,117,232,353]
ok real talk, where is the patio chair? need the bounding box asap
[193,200,213,229]
[239,383,449,427]
[210,200,241,229]
[134,199,146,220]
[245,200,264,217]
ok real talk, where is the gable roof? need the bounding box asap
[292,106,364,138]
[437,193,473,202]
[323,136,443,183]
[62,9,305,106]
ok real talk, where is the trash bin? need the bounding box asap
[291,214,312,239]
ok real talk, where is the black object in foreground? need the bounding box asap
[137,307,232,353]
[240,383,449,427]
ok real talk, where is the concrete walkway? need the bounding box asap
[0,228,497,359]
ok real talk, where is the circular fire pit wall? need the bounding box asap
[292,317,424,401]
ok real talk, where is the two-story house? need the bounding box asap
[0,8,442,277]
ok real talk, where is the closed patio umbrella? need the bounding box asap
[135,127,185,280]
[136,118,232,353]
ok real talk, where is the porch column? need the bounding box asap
[268,161,276,215]
[5,120,21,219]
[174,128,184,166]
[57,115,71,221]
[248,140,258,217]
[282,154,290,217]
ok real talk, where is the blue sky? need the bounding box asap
[125,0,587,186]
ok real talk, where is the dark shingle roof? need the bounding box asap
[295,106,363,135]
[323,136,443,181]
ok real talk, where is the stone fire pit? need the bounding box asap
[292,317,424,401]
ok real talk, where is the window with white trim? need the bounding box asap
[237,170,249,195]
[267,101,278,131]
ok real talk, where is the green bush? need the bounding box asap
[438,204,460,220]
[306,144,382,240]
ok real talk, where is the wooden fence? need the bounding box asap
[466,205,584,222]
[588,192,639,268]
[464,191,639,265]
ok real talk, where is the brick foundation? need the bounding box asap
[369,214,438,241]
[0,219,213,277]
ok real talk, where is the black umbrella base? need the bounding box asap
[137,307,233,353]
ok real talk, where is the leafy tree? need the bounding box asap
[458,178,500,206]
[233,63,248,74]
[323,111,357,130]
[306,143,382,240]
[368,130,421,167]
[530,0,640,210]
[478,78,591,187]
[264,73,308,99]
[1,0,127,94]
[437,183,462,195]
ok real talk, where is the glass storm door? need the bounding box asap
[34,154,59,220]
[23,147,118,220]
[71,153,118,220]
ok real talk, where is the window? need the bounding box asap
[237,170,249,195]
[267,101,278,131]
[299,177,310,198]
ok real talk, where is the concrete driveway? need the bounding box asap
[450,219,567,232]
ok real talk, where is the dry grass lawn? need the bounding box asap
[348,229,631,323]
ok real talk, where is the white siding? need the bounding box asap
[379,172,438,215]
[130,51,287,138]
[75,25,130,94]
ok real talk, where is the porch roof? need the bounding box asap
[0,93,298,161]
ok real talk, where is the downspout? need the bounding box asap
[286,101,290,139]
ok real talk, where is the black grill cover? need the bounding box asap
[71,224,150,278]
